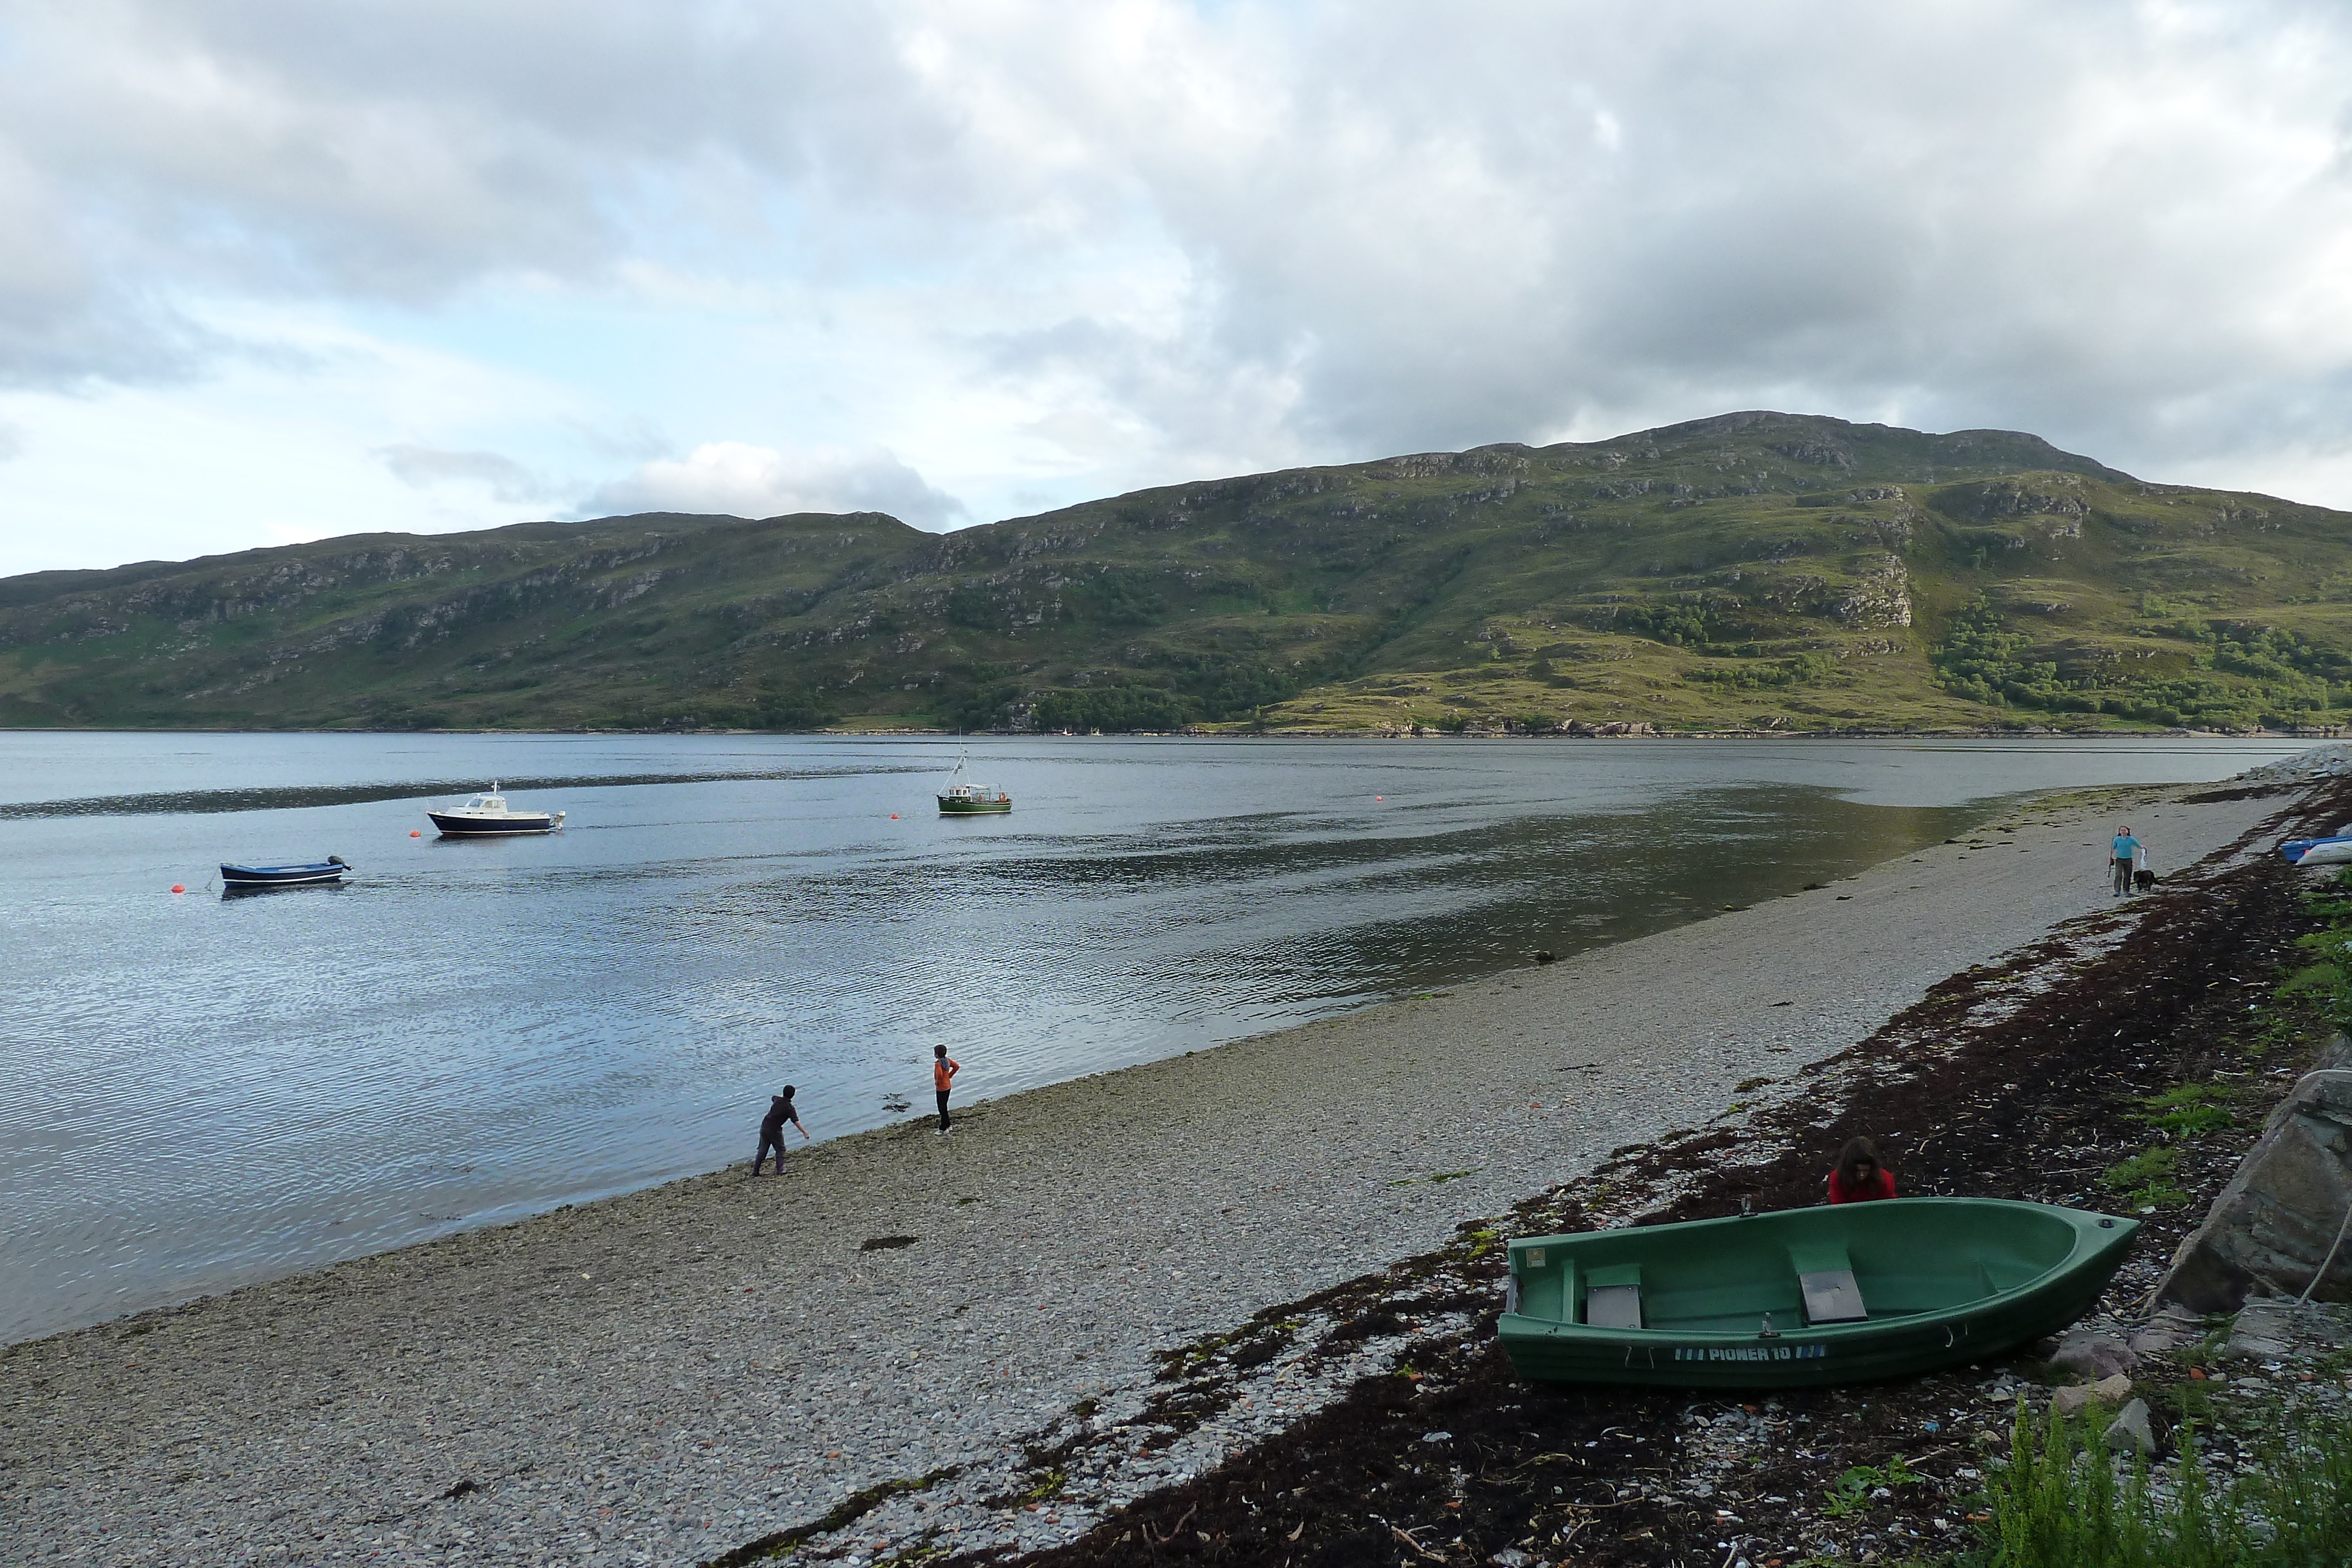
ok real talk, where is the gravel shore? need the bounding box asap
[0,782,2293,1566]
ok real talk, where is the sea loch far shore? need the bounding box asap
[0,780,2306,1565]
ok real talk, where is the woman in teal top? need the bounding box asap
[2112,826,2143,895]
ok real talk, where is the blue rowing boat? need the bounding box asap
[219,856,350,888]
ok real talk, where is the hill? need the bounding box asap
[5,411,2351,735]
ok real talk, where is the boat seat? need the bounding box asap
[1505,1243,1575,1322]
[1582,1263,1643,1330]
[1789,1241,1867,1324]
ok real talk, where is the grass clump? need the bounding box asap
[2130,1084,2234,1139]
[2098,1146,2189,1209]
[2277,870,2352,1031]
[1966,1398,2352,1566]
[1823,1452,1927,1517]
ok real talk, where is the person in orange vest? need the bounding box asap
[933,1044,961,1134]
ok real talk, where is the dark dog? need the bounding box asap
[2133,868,2159,891]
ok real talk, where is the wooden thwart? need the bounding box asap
[1789,1241,1867,1323]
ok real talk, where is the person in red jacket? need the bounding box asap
[1828,1137,1897,1203]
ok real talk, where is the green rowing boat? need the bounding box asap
[1498,1198,2139,1388]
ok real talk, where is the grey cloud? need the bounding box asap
[377,444,560,505]
[975,312,1310,487]
[0,140,223,389]
[0,297,221,392]
[6,1,2352,501]
[1041,1,2352,484]
[0,1,971,385]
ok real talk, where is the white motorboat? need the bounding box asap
[425,783,565,837]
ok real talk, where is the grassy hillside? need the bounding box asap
[6,410,2351,735]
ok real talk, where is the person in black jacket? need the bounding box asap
[752,1088,808,1176]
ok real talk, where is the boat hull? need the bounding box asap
[937,797,1012,815]
[2285,836,2352,866]
[219,862,346,887]
[1497,1198,2138,1389]
[427,812,559,836]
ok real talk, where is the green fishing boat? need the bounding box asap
[937,748,1012,815]
[1498,1198,2138,1388]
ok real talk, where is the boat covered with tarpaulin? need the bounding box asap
[2283,831,2352,867]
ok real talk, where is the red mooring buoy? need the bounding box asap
[890,813,900,820]
[170,884,185,894]
[410,829,422,837]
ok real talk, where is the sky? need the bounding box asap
[4,1,2352,577]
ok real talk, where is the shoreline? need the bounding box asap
[0,724,2341,739]
[0,780,2306,1564]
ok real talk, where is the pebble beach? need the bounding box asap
[0,780,2298,1565]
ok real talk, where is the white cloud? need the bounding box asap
[581,442,967,526]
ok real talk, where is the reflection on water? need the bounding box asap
[0,731,2316,1343]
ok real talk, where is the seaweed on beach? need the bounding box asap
[932,780,2352,1567]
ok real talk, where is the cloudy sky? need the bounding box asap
[2,0,2350,576]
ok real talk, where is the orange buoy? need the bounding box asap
[410,829,422,837]
[170,884,185,894]
[1375,795,1384,801]
[890,813,900,820]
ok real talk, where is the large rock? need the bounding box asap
[2126,1303,2203,1356]
[2103,1398,2159,1457]
[2154,1070,2352,1313]
[2052,1374,2133,1417]
[2049,1332,2138,1380]
[2221,1298,2352,1360]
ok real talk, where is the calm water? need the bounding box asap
[0,733,2316,1342]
